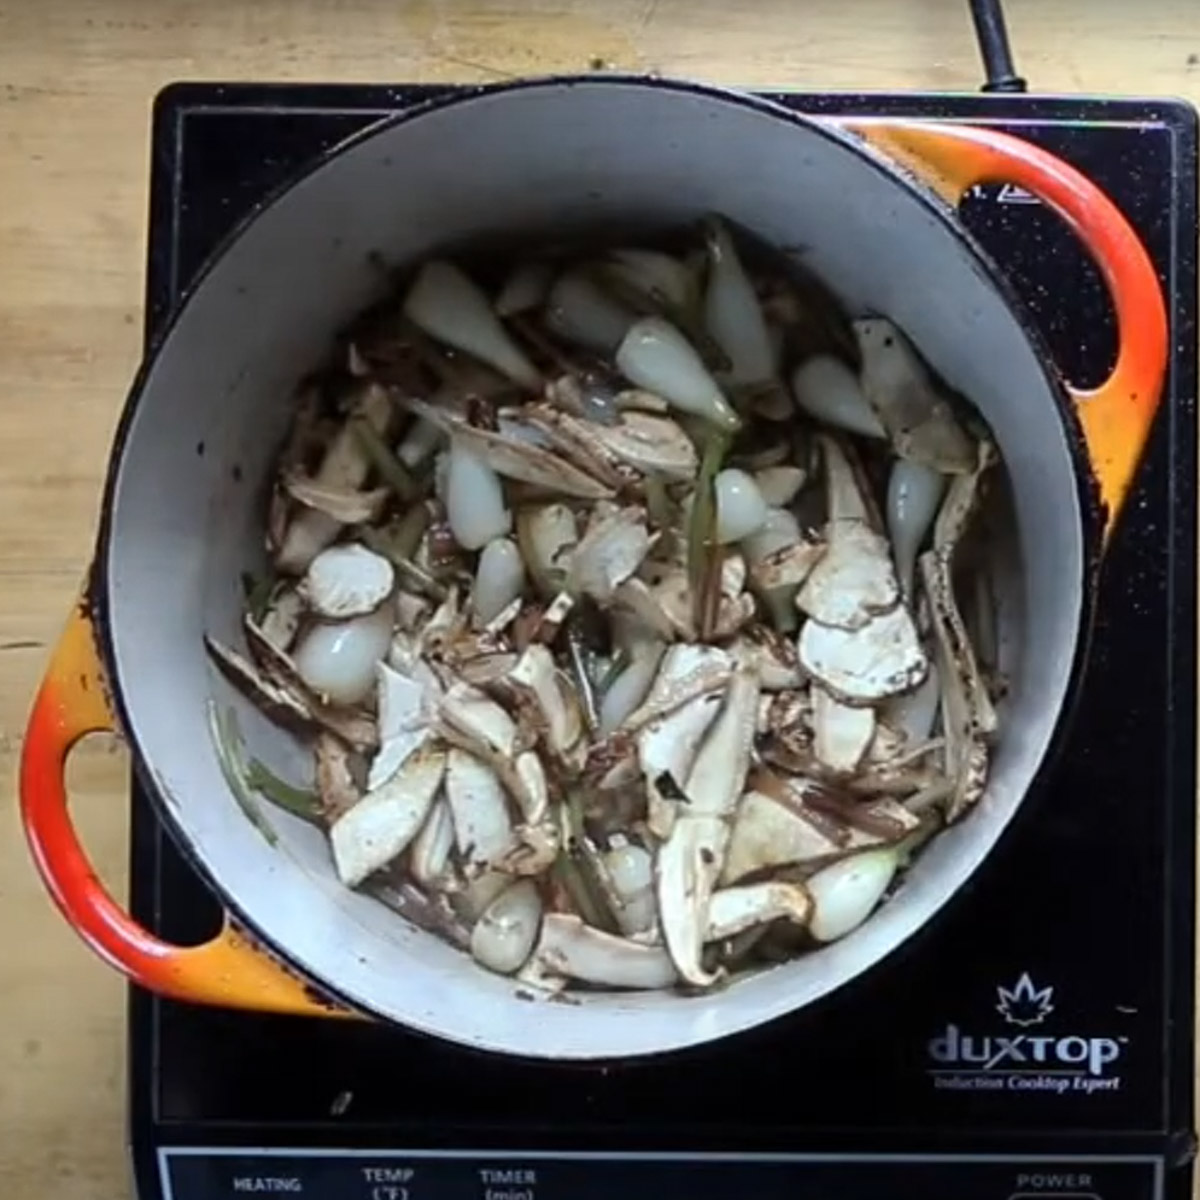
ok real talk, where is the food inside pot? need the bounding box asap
[204,215,1006,997]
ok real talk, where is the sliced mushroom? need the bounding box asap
[684,655,760,817]
[638,689,725,839]
[515,503,578,596]
[655,813,729,987]
[368,662,437,790]
[620,643,733,732]
[506,644,585,769]
[798,604,928,705]
[853,317,975,473]
[567,504,653,604]
[812,685,876,775]
[329,745,446,888]
[314,732,362,823]
[585,410,699,480]
[532,913,678,990]
[400,395,615,500]
[705,880,813,942]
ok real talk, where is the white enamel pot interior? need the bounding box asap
[96,77,1094,1060]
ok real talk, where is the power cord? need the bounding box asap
[968,0,1028,93]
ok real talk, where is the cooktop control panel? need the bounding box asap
[157,1149,1164,1200]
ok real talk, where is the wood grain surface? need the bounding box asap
[1,2,1197,1196]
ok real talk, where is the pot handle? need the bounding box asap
[844,119,1168,540]
[19,599,359,1020]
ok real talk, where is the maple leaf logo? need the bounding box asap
[996,973,1055,1027]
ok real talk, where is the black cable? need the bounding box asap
[967,0,1028,93]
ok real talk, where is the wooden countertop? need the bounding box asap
[1,1,1197,1196]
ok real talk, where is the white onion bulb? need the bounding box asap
[494,260,553,317]
[603,841,657,935]
[807,847,901,942]
[544,269,635,353]
[403,259,540,389]
[792,355,886,439]
[293,605,393,706]
[616,316,739,430]
[598,643,666,734]
[741,506,801,566]
[704,219,775,388]
[445,438,512,551]
[472,537,526,624]
[886,459,947,599]
[714,468,768,544]
[469,880,543,975]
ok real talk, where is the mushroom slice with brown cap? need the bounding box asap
[655,814,729,988]
[796,435,898,631]
[281,471,391,527]
[722,784,848,884]
[531,913,679,990]
[586,410,700,481]
[683,655,760,818]
[705,880,813,942]
[330,744,447,888]
[506,644,586,771]
[398,395,614,500]
[798,604,928,705]
[734,626,804,690]
[437,681,519,761]
[258,585,305,652]
[620,643,732,733]
[511,404,633,491]
[853,317,976,474]
[275,382,392,574]
[314,732,362,824]
[812,685,876,775]
[370,662,438,790]
[444,747,517,875]
[516,503,578,596]
[301,542,395,619]
[567,503,654,604]
[638,689,725,839]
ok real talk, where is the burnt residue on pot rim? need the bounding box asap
[83,73,1106,1029]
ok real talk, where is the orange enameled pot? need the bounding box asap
[20,78,1167,1059]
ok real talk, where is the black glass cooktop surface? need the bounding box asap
[129,84,1197,1200]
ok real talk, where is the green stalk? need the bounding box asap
[687,430,731,639]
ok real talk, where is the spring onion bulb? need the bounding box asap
[807,846,901,942]
[445,438,512,551]
[704,217,775,389]
[791,355,886,439]
[714,469,769,544]
[471,537,526,625]
[544,269,636,353]
[616,316,739,431]
[886,458,947,600]
[403,259,540,390]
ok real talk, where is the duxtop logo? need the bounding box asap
[925,973,1126,1096]
[995,973,1055,1027]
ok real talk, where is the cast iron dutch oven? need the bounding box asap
[20,77,1167,1059]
